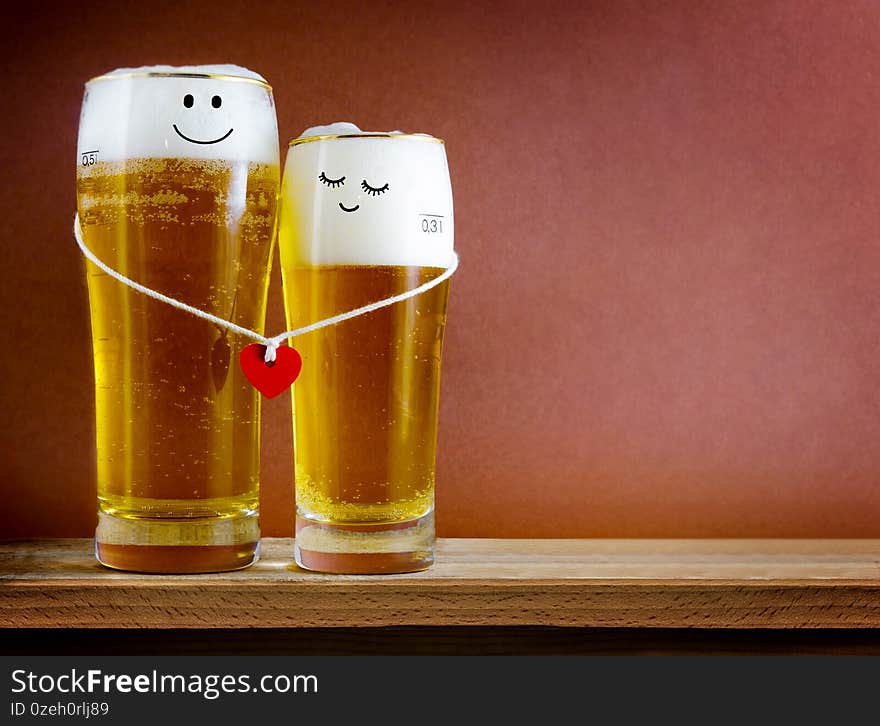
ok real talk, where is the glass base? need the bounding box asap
[294,510,435,574]
[95,511,260,573]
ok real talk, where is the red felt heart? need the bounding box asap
[239,343,302,399]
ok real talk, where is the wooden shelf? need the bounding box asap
[2,538,878,630]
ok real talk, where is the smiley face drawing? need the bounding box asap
[317,171,390,213]
[280,123,455,268]
[76,64,279,166]
[172,91,234,145]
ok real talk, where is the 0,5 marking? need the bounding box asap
[81,150,99,167]
[420,214,444,234]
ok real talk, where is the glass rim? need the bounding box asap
[288,132,445,147]
[85,71,272,91]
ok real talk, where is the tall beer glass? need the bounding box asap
[279,126,454,573]
[76,66,279,572]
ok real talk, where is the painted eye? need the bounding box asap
[319,172,345,188]
[183,94,194,108]
[361,180,389,196]
[212,95,222,108]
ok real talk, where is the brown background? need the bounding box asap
[2,0,879,539]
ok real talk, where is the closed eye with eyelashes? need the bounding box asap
[361,180,389,196]
[319,171,345,188]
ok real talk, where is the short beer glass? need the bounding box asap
[279,126,455,573]
[76,65,279,572]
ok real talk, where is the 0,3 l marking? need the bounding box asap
[420,213,444,234]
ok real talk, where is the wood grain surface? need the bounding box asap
[2,539,878,630]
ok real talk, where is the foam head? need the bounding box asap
[77,65,279,165]
[280,124,454,267]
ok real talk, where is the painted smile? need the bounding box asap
[339,202,360,213]
[172,124,234,145]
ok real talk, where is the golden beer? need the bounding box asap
[284,265,449,523]
[279,126,455,573]
[76,67,279,572]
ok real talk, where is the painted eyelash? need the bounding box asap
[361,180,389,196]
[319,172,345,188]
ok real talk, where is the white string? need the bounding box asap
[74,213,458,363]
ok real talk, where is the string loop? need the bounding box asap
[73,212,458,363]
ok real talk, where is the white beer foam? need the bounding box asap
[297,122,404,138]
[77,65,279,165]
[281,123,454,267]
[101,64,267,81]
[298,122,363,138]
